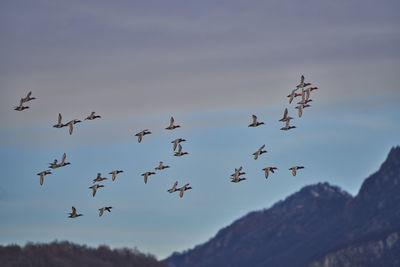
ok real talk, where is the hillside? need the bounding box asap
[164,146,400,267]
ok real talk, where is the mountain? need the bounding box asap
[164,146,400,267]
[0,241,167,267]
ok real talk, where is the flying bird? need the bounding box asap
[135,129,151,143]
[53,113,65,128]
[89,184,104,197]
[37,170,52,185]
[68,206,83,218]
[289,166,305,176]
[21,91,36,103]
[99,206,112,217]
[262,167,278,180]
[165,116,181,130]
[14,98,29,111]
[280,120,296,131]
[253,144,267,160]
[141,172,156,184]
[167,181,179,193]
[178,183,192,198]
[85,111,101,121]
[171,138,186,151]
[93,173,107,183]
[174,144,188,157]
[109,170,123,181]
[279,108,293,122]
[65,119,81,135]
[155,162,170,170]
[248,115,265,127]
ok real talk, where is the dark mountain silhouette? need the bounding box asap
[164,146,400,267]
[0,241,167,267]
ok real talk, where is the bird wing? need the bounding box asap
[138,134,143,143]
[61,153,66,164]
[92,187,97,196]
[72,207,76,214]
[285,120,290,128]
[99,208,104,217]
[300,75,304,85]
[178,144,182,153]
[254,153,259,160]
[58,113,62,124]
[40,174,44,185]
[252,115,257,124]
[298,106,303,118]
[172,181,178,190]
[259,144,265,151]
[144,174,148,184]
[292,169,297,176]
[90,111,95,117]
[112,172,116,181]
[169,117,174,127]
[283,108,288,118]
[179,189,184,198]
[69,123,73,135]
[265,170,269,179]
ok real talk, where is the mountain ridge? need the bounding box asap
[165,146,400,267]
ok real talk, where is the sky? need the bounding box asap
[0,0,400,260]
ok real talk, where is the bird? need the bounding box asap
[53,113,65,128]
[68,206,83,218]
[297,89,312,105]
[99,206,112,217]
[279,108,293,122]
[248,115,265,127]
[262,167,278,180]
[109,170,123,181]
[174,144,188,156]
[167,181,179,193]
[37,170,52,185]
[89,184,104,197]
[287,89,299,104]
[296,75,311,89]
[135,129,151,143]
[231,176,247,183]
[93,173,107,183]
[85,111,101,121]
[280,120,296,131]
[253,144,267,160]
[59,153,70,167]
[48,159,59,169]
[141,172,156,184]
[155,162,170,170]
[178,183,192,198]
[231,166,246,177]
[65,119,81,135]
[165,116,180,130]
[289,166,305,176]
[171,138,186,151]
[14,98,29,111]
[295,103,311,118]
[21,91,36,102]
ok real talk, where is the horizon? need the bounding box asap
[1,0,400,260]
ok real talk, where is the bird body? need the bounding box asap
[171,138,186,151]
[174,144,188,156]
[93,173,107,183]
[253,144,267,160]
[109,170,123,181]
[262,167,278,179]
[289,166,305,176]
[141,172,156,184]
[89,184,104,197]
[155,162,170,170]
[248,115,265,127]
[99,206,112,217]
[135,129,151,143]
[37,170,52,185]
[165,116,180,130]
[69,206,83,218]
[85,112,101,120]
[53,113,65,128]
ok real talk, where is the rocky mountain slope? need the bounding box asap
[164,146,400,267]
